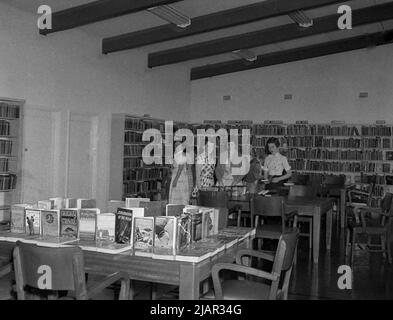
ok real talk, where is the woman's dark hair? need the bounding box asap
[265,137,280,155]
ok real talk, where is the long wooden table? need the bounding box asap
[0,232,253,300]
[229,195,334,264]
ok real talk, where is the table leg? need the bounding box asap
[340,189,346,229]
[326,209,333,250]
[179,264,200,300]
[313,208,321,264]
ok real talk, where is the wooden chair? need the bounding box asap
[251,195,298,243]
[346,192,393,264]
[197,190,239,227]
[288,185,316,249]
[203,231,299,300]
[13,241,130,300]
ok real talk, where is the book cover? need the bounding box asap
[77,198,96,209]
[10,205,26,234]
[64,198,77,209]
[60,209,79,239]
[95,240,133,254]
[108,200,125,213]
[200,208,217,238]
[78,209,98,241]
[96,213,116,241]
[190,211,203,243]
[37,200,52,210]
[140,201,166,217]
[166,204,185,217]
[125,197,150,208]
[133,217,154,250]
[115,208,134,244]
[50,197,64,210]
[25,209,41,236]
[41,210,60,237]
[154,216,176,252]
[176,214,191,251]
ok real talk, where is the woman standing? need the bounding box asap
[195,141,216,189]
[168,142,193,205]
[263,137,292,193]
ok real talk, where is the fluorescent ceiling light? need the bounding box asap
[148,5,191,28]
[232,49,257,62]
[288,10,313,28]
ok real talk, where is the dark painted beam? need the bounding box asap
[190,30,393,80]
[102,0,347,53]
[39,0,183,35]
[149,2,393,67]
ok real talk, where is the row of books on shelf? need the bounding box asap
[124,144,144,156]
[361,126,392,136]
[0,120,10,136]
[360,174,393,185]
[123,167,169,181]
[0,158,9,172]
[289,160,393,173]
[124,131,145,144]
[286,148,390,161]
[0,103,19,119]
[0,174,17,190]
[123,180,162,196]
[0,140,13,155]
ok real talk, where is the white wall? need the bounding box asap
[190,43,393,124]
[0,2,191,209]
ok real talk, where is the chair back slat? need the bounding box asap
[251,196,285,217]
[279,231,299,271]
[13,241,85,293]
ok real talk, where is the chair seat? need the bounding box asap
[202,280,272,300]
[256,225,297,239]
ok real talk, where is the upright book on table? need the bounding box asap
[165,204,185,217]
[107,200,125,213]
[10,204,28,234]
[76,198,96,209]
[176,214,191,252]
[37,200,52,210]
[133,216,155,250]
[125,197,150,208]
[50,197,64,210]
[153,216,176,257]
[96,213,115,242]
[25,209,41,236]
[41,210,60,237]
[140,201,166,217]
[78,209,98,241]
[115,208,144,244]
[60,209,79,239]
[64,198,77,209]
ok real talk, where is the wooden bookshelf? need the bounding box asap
[0,99,23,224]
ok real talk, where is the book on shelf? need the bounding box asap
[37,200,52,210]
[50,197,64,210]
[25,209,41,236]
[41,210,60,237]
[107,200,125,213]
[154,216,176,253]
[76,198,96,209]
[59,209,79,239]
[115,207,144,244]
[165,204,185,217]
[64,198,77,209]
[96,213,116,242]
[132,216,155,250]
[78,209,99,241]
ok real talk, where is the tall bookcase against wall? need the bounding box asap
[0,98,23,224]
[110,114,171,202]
[251,122,393,207]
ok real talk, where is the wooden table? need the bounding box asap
[0,233,253,300]
[284,198,334,264]
[228,195,334,264]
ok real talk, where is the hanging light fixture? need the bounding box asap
[288,10,313,28]
[232,49,257,62]
[147,5,191,28]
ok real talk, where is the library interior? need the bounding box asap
[0,0,393,301]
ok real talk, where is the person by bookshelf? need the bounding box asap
[215,141,243,187]
[168,141,193,205]
[264,137,292,194]
[244,153,264,194]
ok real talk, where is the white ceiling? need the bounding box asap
[1,0,392,69]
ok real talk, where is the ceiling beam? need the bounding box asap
[102,0,347,54]
[190,30,393,80]
[149,2,393,67]
[39,0,183,35]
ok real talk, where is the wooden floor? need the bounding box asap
[1,213,392,300]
